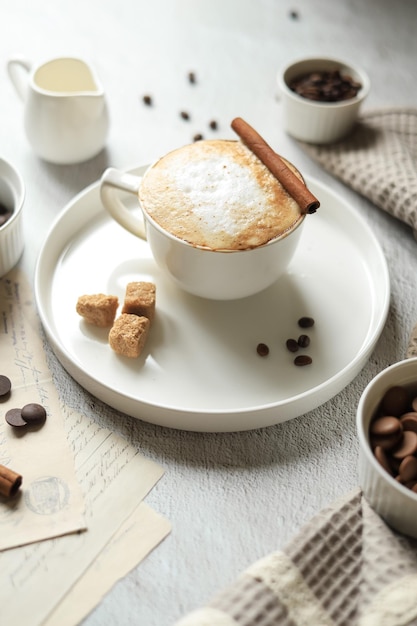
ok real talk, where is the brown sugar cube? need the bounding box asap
[122,282,156,323]
[76,294,119,327]
[109,314,150,358]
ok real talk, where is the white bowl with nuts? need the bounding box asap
[357,357,417,538]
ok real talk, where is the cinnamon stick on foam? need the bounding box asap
[231,117,320,214]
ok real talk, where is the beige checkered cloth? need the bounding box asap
[175,489,417,626]
[301,108,417,238]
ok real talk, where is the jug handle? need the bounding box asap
[7,58,32,101]
[100,168,147,240]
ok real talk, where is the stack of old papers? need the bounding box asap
[0,269,171,625]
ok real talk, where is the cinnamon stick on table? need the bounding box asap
[0,463,22,498]
[231,117,320,215]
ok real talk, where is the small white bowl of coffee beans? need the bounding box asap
[277,56,370,144]
[357,358,417,538]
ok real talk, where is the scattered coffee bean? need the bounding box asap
[5,408,27,427]
[209,120,218,130]
[298,316,314,328]
[188,71,196,84]
[0,204,13,227]
[21,403,47,425]
[142,94,153,106]
[297,334,310,348]
[193,133,203,142]
[289,9,299,19]
[289,70,362,103]
[371,384,417,492]
[0,375,11,399]
[180,111,190,120]
[286,338,299,353]
[257,343,269,357]
[294,355,312,366]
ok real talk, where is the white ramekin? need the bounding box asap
[277,56,370,144]
[357,357,417,538]
[0,158,25,277]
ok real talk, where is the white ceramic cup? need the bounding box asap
[0,158,25,277]
[277,56,370,144]
[357,358,417,538]
[100,143,306,300]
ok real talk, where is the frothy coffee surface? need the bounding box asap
[139,140,304,250]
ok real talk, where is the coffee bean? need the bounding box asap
[0,375,11,399]
[180,111,190,120]
[294,355,312,366]
[286,338,299,353]
[289,70,361,103]
[188,71,196,84]
[193,133,203,142]
[142,94,153,106]
[298,317,314,328]
[256,343,269,357]
[209,120,218,130]
[5,408,27,427]
[21,403,47,425]
[297,334,310,348]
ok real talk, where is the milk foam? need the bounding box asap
[175,156,268,236]
[139,140,303,250]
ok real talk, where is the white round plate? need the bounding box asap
[35,167,390,432]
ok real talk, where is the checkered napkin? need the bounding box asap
[175,489,417,626]
[300,108,417,239]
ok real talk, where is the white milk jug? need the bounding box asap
[7,56,110,164]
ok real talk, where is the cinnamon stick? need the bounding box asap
[0,463,22,498]
[231,117,320,214]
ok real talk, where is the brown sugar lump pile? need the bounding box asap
[109,314,150,358]
[76,294,119,327]
[122,282,156,323]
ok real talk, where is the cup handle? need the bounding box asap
[100,168,146,240]
[7,58,32,101]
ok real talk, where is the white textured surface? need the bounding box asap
[1,1,417,625]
